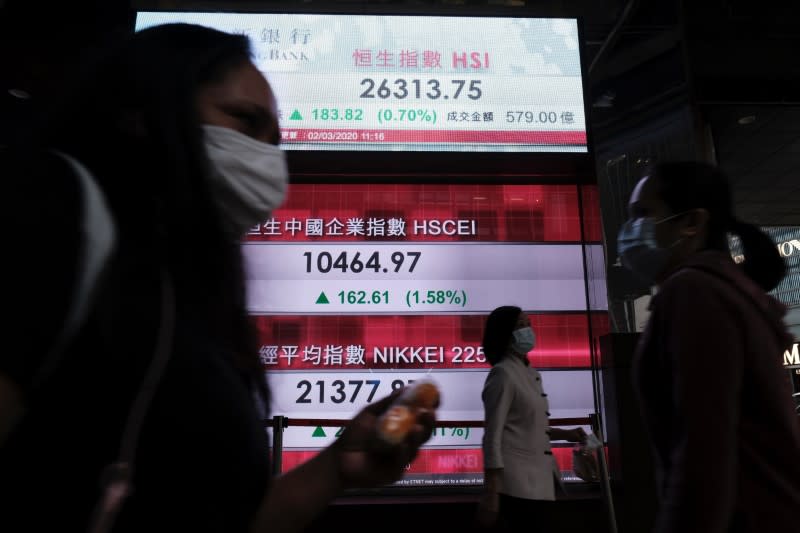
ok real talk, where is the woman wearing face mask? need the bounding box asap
[0,24,433,533]
[476,306,586,531]
[618,162,800,533]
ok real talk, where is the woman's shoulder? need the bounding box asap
[487,358,519,380]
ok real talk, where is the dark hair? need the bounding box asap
[17,25,265,383]
[652,161,785,291]
[482,306,522,366]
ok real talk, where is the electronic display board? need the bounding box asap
[246,184,606,484]
[133,9,603,485]
[135,12,588,154]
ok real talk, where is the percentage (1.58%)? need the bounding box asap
[406,289,467,308]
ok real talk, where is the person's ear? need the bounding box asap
[681,208,710,238]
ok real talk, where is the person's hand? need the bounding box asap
[330,391,436,489]
[476,491,499,528]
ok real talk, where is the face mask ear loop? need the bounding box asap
[666,235,687,249]
[654,210,689,225]
[653,210,695,250]
[672,209,709,252]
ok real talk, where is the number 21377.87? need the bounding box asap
[296,379,414,404]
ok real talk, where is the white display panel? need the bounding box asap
[269,369,595,448]
[135,12,587,153]
[243,242,607,313]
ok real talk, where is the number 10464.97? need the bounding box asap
[303,251,420,273]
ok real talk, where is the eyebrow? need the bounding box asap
[222,101,276,125]
[220,100,280,145]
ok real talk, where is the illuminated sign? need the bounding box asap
[733,239,800,263]
[135,12,588,153]
[785,343,800,368]
[244,242,604,314]
[244,184,606,315]
[778,239,800,258]
[269,370,595,449]
[241,183,603,484]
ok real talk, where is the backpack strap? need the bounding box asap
[88,269,176,533]
[30,151,116,392]
[19,152,177,532]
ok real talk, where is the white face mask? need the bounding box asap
[203,124,289,235]
[511,327,536,354]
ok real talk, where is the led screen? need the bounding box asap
[135,12,588,153]
[246,184,606,485]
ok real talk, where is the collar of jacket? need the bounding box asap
[502,351,530,367]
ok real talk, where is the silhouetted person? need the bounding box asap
[618,161,800,533]
[0,24,433,533]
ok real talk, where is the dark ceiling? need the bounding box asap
[706,105,800,225]
[683,2,800,225]
[587,0,800,225]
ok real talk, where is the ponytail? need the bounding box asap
[729,219,786,292]
[651,162,787,293]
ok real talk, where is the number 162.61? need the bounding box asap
[337,290,389,304]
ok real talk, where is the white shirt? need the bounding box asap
[482,354,559,500]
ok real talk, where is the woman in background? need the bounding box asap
[477,305,586,531]
[619,161,800,532]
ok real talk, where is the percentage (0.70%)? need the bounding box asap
[377,108,438,124]
[405,289,467,308]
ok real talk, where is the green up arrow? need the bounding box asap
[312,426,326,438]
[315,292,330,304]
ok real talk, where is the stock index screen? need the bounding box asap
[246,184,606,485]
[135,12,588,153]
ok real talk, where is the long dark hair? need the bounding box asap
[482,306,522,366]
[652,161,785,291]
[17,25,265,384]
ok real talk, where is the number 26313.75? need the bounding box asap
[360,78,482,100]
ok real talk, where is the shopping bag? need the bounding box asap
[572,433,602,482]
